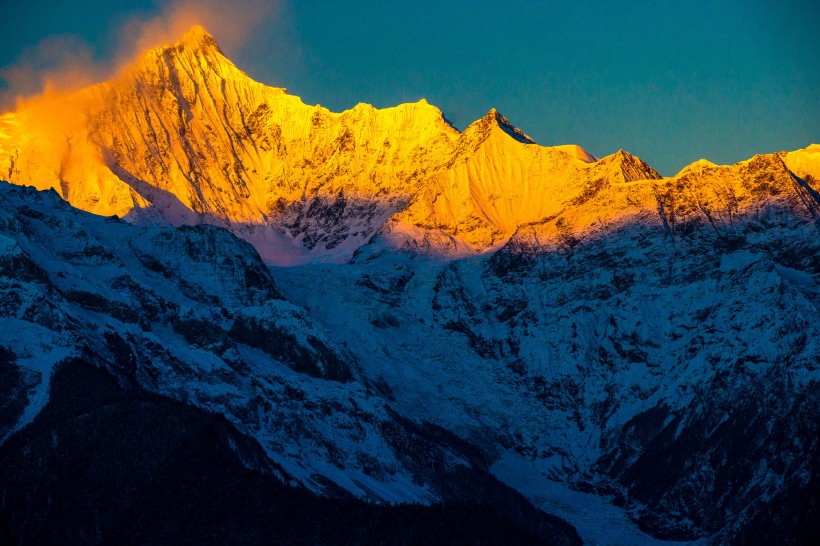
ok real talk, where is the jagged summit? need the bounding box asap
[604,149,661,181]
[0,25,816,265]
[463,108,535,145]
[137,23,225,63]
[1,26,819,543]
[130,23,245,87]
[676,158,718,176]
[178,24,221,50]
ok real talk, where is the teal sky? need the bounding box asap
[1,0,818,175]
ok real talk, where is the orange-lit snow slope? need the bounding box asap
[1,26,818,264]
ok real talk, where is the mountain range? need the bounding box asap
[1,26,818,545]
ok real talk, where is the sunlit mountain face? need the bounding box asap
[1,26,819,546]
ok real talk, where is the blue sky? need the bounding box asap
[1,0,818,174]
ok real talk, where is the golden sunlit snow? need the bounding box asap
[1,26,817,263]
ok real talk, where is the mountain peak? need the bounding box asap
[129,24,239,86]
[551,144,597,163]
[462,108,535,145]
[599,149,661,181]
[177,24,221,52]
[785,143,820,181]
[136,24,223,66]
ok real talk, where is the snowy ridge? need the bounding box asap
[0,25,628,264]
[1,24,819,545]
[0,183,455,502]
[1,26,815,270]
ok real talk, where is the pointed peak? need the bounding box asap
[182,24,211,42]
[468,108,534,144]
[409,98,441,113]
[130,24,233,80]
[609,149,649,164]
[601,149,634,164]
[600,149,661,181]
[482,108,508,126]
[134,24,225,69]
[177,24,222,53]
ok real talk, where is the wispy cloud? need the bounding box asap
[0,0,284,112]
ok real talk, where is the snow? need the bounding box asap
[0,152,816,541]
[0,234,19,252]
[553,144,598,163]
[0,319,73,440]
[0,23,817,543]
[492,453,707,546]
[719,250,762,271]
[775,264,815,286]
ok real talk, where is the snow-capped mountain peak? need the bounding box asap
[1,25,819,545]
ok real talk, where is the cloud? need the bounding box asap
[0,0,285,112]
[0,35,106,111]
[116,0,281,63]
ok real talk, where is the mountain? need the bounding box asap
[1,25,459,264]
[1,25,819,545]
[0,183,581,545]
[0,25,659,264]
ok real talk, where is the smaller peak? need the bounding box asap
[412,98,448,116]
[691,158,717,168]
[675,158,717,177]
[410,98,438,111]
[737,152,783,169]
[600,149,661,180]
[610,149,649,164]
[478,108,535,144]
[607,149,638,163]
[552,144,597,163]
[796,143,820,154]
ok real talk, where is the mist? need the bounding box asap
[0,0,284,112]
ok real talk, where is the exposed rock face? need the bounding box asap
[1,24,819,545]
[0,26,654,264]
[2,25,816,269]
[270,150,819,543]
[0,26,460,264]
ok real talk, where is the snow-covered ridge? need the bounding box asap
[0,182,480,502]
[15,25,817,264]
[1,25,819,543]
